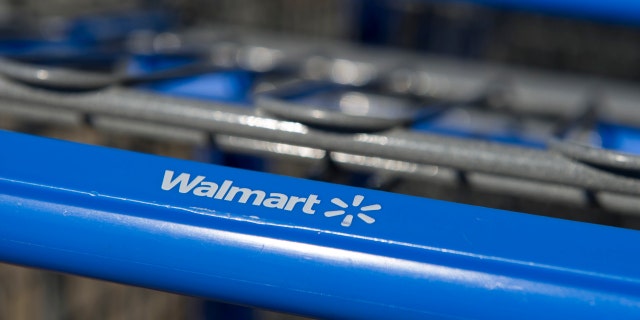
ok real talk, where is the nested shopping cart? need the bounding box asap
[2,3,640,319]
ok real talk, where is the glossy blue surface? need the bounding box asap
[136,70,255,104]
[129,55,255,104]
[412,111,548,148]
[598,122,640,154]
[441,0,640,24]
[1,130,640,319]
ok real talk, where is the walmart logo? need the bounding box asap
[324,195,381,227]
[161,170,381,228]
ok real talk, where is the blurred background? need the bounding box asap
[2,0,640,319]
[6,0,640,78]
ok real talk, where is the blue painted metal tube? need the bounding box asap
[439,0,640,24]
[1,130,640,319]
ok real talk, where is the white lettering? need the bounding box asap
[193,182,219,197]
[162,170,205,193]
[303,194,320,214]
[161,170,322,215]
[214,180,233,199]
[224,187,266,205]
[285,196,306,211]
[263,193,288,209]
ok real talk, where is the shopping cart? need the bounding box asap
[1,3,640,319]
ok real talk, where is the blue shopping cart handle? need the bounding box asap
[0,130,639,319]
[444,0,640,24]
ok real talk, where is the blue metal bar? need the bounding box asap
[1,130,640,319]
[440,0,640,24]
